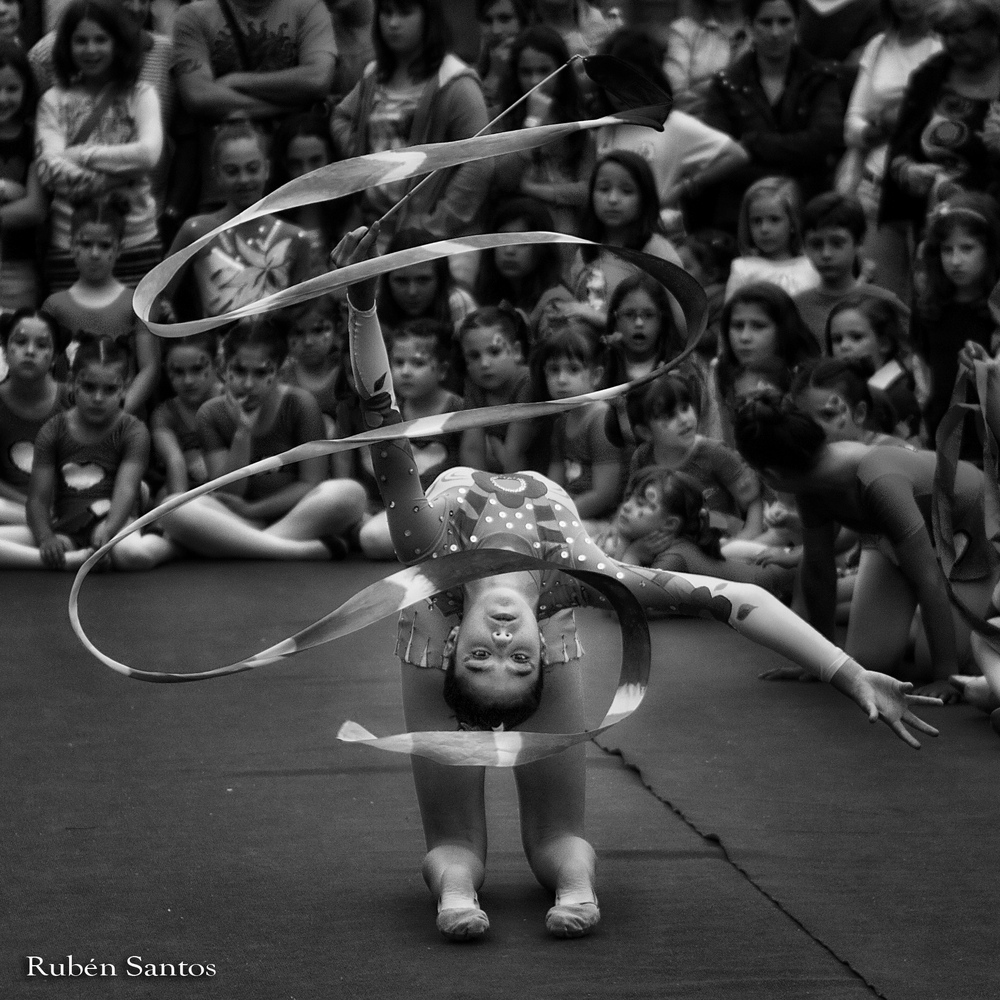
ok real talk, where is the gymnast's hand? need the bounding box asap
[830,662,942,749]
[330,223,380,311]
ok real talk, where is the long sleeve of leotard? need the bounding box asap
[577,551,849,683]
[348,302,445,563]
[653,541,793,598]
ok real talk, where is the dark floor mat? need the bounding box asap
[594,616,999,1000]
[1,562,959,997]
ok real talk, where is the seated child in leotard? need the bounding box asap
[44,196,160,417]
[457,306,533,473]
[627,373,764,540]
[0,309,69,526]
[0,336,175,570]
[359,318,464,559]
[150,334,222,496]
[599,467,793,598]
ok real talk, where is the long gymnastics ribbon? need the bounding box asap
[70,108,707,766]
[133,108,669,337]
[932,362,1000,639]
[76,546,650,767]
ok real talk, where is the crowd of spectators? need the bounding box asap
[5,0,1000,704]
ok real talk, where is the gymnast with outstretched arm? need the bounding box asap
[334,225,939,943]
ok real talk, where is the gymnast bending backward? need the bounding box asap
[334,225,939,943]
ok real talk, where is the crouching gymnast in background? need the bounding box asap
[334,225,939,943]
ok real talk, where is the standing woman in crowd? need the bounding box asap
[492,26,594,243]
[35,0,164,293]
[331,0,492,249]
[0,42,47,312]
[837,0,940,299]
[665,0,752,119]
[879,0,1000,239]
[701,0,844,230]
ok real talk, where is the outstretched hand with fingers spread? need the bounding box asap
[831,663,942,749]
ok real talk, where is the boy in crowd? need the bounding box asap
[793,191,909,350]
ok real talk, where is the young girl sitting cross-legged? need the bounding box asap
[0,336,174,570]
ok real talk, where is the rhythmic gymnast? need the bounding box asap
[733,394,997,703]
[334,225,940,942]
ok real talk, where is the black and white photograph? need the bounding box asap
[4,0,1000,996]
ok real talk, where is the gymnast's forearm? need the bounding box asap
[623,563,850,682]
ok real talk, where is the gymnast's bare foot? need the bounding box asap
[436,895,489,941]
[950,675,1000,713]
[545,897,600,938]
